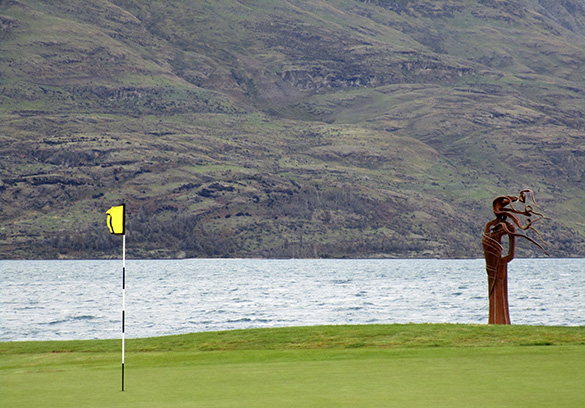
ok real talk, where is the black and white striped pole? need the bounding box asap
[121,233,126,391]
[106,204,126,391]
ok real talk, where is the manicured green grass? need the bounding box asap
[2,324,585,407]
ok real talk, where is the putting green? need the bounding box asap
[2,324,584,407]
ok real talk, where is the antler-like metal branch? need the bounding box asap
[497,220,549,255]
[491,189,548,253]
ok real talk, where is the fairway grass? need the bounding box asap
[2,324,585,407]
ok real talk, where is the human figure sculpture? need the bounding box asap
[482,190,547,324]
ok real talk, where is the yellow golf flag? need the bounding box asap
[106,204,125,235]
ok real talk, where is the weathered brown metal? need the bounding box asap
[482,190,547,324]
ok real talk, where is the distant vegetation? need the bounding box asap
[1,0,585,259]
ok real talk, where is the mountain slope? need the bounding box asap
[1,0,584,259]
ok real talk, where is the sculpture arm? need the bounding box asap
[502,233,515,263]
[499,221,515,263]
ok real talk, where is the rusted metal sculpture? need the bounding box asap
[482,189,547,324]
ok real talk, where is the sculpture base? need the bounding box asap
[488,264,511,325]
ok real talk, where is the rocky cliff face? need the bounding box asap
[1,0,584,259]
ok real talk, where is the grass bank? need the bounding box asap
[2,324,585,407]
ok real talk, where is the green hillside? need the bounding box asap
[1,0,585,259]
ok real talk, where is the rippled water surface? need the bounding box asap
[1,258,583,341]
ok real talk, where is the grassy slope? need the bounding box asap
[1,324,585,407]
[1,0,585,259]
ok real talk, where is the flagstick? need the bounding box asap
[106,204,126,391]
[122,234,126,392]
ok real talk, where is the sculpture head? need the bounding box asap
[489,189,548,255]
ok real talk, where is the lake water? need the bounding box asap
[1,258,583,342]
